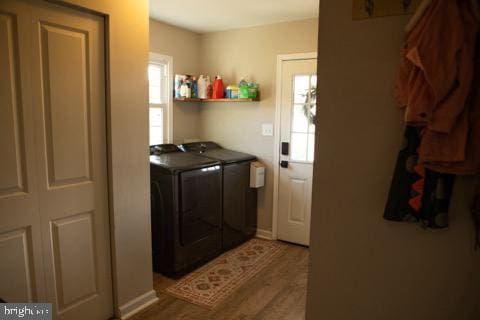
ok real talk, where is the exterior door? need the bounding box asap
[277,58,317,246]
[0,1,113,319]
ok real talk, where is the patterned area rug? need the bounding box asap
[164,238,286,309]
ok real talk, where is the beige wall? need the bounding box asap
[199,19,319,230]
[58,1,155,318]
[306,1,480,319]
[149,19,202,144]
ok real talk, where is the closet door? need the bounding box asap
[0,1,113,319]
[0,0,47,304]
[27,2,113,319]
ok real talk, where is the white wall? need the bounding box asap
[306,1,480,319]
[199,19,319,231]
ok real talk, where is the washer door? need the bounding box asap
[179,166,222,246]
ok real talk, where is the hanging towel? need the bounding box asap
[423,32,480,175]
[395,0,480,175]
[395,0,465,128]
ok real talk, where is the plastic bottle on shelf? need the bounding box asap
[248,82,258,99]
[212,75,224,99]
[180,77,191,98]
[226,85,239,99]
[191,77,198,98]
[175,75,184,98]
[179,82,187,98]
[197,75,207,99]
[231,85,239,99]
[206,76,213,99]
[239,79,249,99]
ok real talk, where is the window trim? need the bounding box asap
[149,52,173,143]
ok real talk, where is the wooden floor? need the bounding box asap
[131,242,309,320]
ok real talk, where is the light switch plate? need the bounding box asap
[262,123,274,136]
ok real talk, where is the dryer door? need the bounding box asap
[179,166,222,246]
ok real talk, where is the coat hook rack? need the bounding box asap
[353,0,422,20]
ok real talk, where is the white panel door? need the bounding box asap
[0,0,47,303]
[0,1,113,319]
[277,59,317,246]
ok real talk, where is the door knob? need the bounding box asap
[281,142,289,155]
[280,160,289,168]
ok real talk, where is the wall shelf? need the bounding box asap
[174,98,259,102]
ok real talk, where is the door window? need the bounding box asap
[290,74,317,162]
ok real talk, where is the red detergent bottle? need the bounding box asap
[212,75,224,99]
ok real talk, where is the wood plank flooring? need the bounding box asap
[131,242,309,320]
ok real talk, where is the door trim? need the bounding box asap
[272,52,317,241]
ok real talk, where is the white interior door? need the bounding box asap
[0,1,113,319]
[277,58,317,246]
[0,0,47,303]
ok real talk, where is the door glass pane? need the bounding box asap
[292,104,309,133]
[291,133,308,161]
[307,133,315,162]
[290,74,316,163]
[294,75,310,103]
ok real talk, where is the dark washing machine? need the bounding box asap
[179,142,258,251]
[150,144,223,276]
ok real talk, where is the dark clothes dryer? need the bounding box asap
[179,142,258,251]
[150,144,223,276]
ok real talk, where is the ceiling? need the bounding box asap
[149,0,319,34]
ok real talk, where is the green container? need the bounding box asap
[239,79,249,99]
[248,83,258,99]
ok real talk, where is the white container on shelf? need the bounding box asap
[180,82,191,98]
[197,75,207,99]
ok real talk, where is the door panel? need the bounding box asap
[277,58,316,246]
[39,23,92,187]
[51,212,98,310]
[0,12,27,196]
[0,228,35,302]
[288,178,307,223]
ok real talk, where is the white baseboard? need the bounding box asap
[256,228,273,240]
[117,289,159,320]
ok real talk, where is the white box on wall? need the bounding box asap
[250,161,265,188]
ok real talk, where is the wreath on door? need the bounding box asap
[301,86,317,125]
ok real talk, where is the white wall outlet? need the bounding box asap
[262,123,274,136]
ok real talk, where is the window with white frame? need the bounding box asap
[148,54,172,146]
